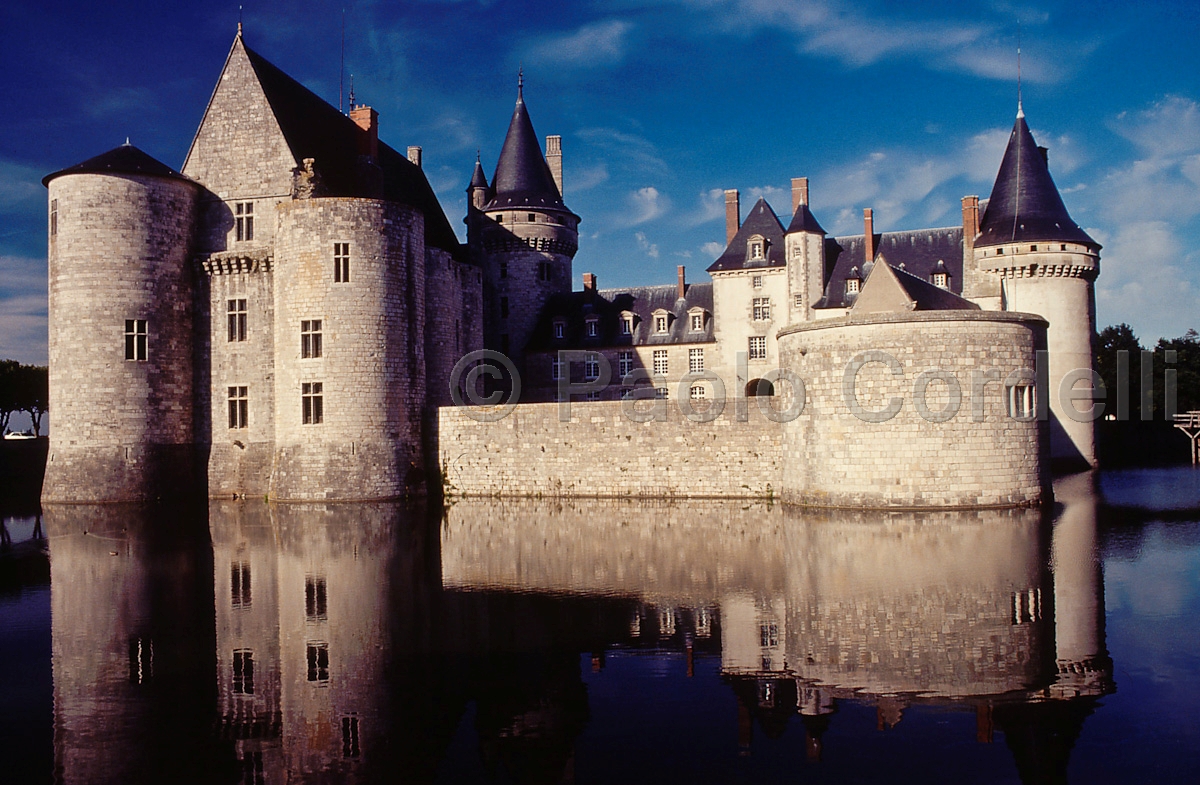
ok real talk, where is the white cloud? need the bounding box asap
[0,160,45,210]
[569,163,610,193]
[521,20,634,70]
[1113,96,1200,157]
[687,188,727,227]
[626,186,668,225]
[576,127,669,178]
[635,231,660,258]
[0,292,47,364]
[701,241,725,258]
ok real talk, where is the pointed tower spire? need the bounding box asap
[976,110,1095,248]
[487,75,569,211]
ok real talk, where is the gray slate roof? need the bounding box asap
[707,198,788,272]
[890,264,979,310]
[527,282,715,352]
[487,87,572,214]
[977,110,1096,248]
[43,144,193,187]
[817,226,965,309]
[785,203,826,235]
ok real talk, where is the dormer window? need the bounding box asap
[553,320,566,339]
[689,308,706,332]
[932,272,948,288]
[585,316,600,338]
[748,236,766,261]
[620,312,634,335]
[652,310,670,334]
[845,267,861,295]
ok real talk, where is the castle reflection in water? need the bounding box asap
[44,475,1112,784]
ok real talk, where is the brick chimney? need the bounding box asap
[583,272,597,292]
[792,177,809,214]
[725,189,740,245]
[677,265,686,300]
[546,135,563,196]
[407,146,422,169]
[961,196,980,245]
[863,208,875,263]
[350,106,379,160]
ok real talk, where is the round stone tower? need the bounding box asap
[42,144,200,502]
[975,106,1101,469]
[476,79,579,378]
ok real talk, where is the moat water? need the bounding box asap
[1,468,1199,784]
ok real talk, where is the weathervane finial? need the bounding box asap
[1016,19,1024,118]
[238,5,243,36]
[518,66,524,99]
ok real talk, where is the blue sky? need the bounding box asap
[1,0,1198,364]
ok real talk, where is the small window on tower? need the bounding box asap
[528,213,537,222]
[500,297,509,319]
[235,202,254,242]
[50,199,58,237]
[124,319,148,361]
[302,382,324,425]
[538,261,551,281]
[794,294,803,309]
[333,243,350,283]
[227,299,247,342]
[301,320,323,358]
[499,261,508,278]
[227,386,248,429]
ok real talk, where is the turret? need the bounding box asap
[465,155,490,253]
[42,144,201,502]
[975,105,1101,469]
[476,75,580,374]
[783,176,827,322]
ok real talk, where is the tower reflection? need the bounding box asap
[45,482,1113,784]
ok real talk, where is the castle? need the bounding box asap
[41,30,1100,506]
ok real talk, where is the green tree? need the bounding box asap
[0,359,18,434]
[1155,328,1200,417]
[14,364,49,436]
[1095,324,1143,417]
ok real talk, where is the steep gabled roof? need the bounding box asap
[468,157,489,191]
[707,198,788,272]
[976,109,1096,248]
[236,39,461,254]
[852,260,978,314]
[487,84,570,213]
[43,143,194,187]
[816,227,964,309]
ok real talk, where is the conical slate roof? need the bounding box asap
[976,109,1096,248]
[786,203,826,235]
[488,85,567,211]
[43,143,192,187]
[468,156,489,191]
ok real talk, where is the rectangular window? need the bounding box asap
[690,313,703,331]
[619,351,634,378]
[753,297,771,321]
[228,386,248,429]
[752,275,763,288]
[748,336,766,360]
[500,334,509,355]
[232,649,254,695]
[305,576,327,621]
[538,261,550,281]
[302,382,324,425]
[654,315,668,333]
[620,387,633,400]
[301,319,323,359]
[846,278,860,294]
[551,358,562,381]
[499,261,508,278]
[231,561,251,609]
[553,322,565,339]
[652,350,668,376]
[586,320,598,337]
[306,642,330,683]
[586,390,602,401]
[241,751,265,785]
[690,385,706,400]
[1006,383,1036,420]
[50,199,58,237]
[124,319,147,361]
[342,716,361,758]
[227,299,247,342]
[794,294,803,309]
[932,272,948,288]
[235,202,254,242]
[333,242,350,283]
[760,621,779,647]
[528,213,537,222]
[655,386,668,399]
[689,348,704,373]
[500,297,509,319]
[621,316,633,335]
[584,353,600,380]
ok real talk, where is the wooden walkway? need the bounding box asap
[1174,412,1200,465]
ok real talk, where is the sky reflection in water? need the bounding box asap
[1,469,1198,783]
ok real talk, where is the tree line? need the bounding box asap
[0,360,48,437]
[1095,325,1200,419]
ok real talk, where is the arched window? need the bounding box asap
[746,379,775,397]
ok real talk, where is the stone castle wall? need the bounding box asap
[270,198,427,501]
[777,311,1050,508]
[439,399,784,499]
[424,249,484,409]
[43,172,200,502]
